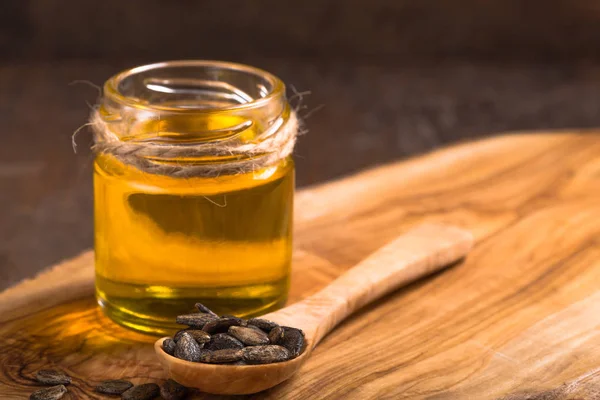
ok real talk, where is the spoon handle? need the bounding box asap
[267,224,473,346]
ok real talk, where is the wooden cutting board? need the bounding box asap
[2,132,600,400]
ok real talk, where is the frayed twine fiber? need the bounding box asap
[90,110,299,178]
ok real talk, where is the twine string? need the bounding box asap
[90,110,298,178]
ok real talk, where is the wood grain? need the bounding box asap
[1,132,600,399]
[266,224,473,346]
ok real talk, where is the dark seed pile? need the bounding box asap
[30,369,190,400]
[163,302,306,365]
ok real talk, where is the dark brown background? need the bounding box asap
[2,0,600,290]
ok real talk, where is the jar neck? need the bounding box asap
[98,60,289,144]
[92,61,297,178]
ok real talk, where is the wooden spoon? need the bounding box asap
[154,223,473,395]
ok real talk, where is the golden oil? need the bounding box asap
[93,61,295,334]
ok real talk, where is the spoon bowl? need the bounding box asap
[155,224,473,394]
[155,339,312,394]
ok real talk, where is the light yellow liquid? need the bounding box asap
[94,148,294,335]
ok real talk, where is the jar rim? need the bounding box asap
[103,60,286,114]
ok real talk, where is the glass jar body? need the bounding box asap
[93,61,294,334]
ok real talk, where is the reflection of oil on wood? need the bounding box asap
[2,132,600,399]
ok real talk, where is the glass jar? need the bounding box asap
[92,61,295,335]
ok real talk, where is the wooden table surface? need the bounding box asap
[1,132,600,399]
